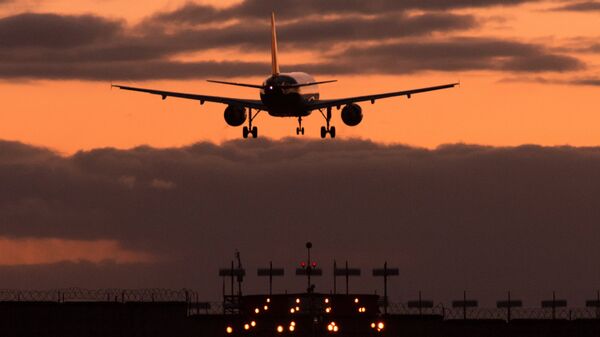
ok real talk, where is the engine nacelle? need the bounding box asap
[341,104,363,127]
[224,105,247,127]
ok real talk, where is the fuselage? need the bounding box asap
[260,72,319,117]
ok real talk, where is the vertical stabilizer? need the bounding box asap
[271,12,280,75]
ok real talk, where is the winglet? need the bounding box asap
[271,12,280,76]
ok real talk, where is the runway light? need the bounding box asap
[277,325,284,333]
[325,307,331,313]
[371,323,376,329]
[290,321,296,327]
[251,321,256,327]
[354,298,359,303]
[377,322,385,330]
[244,324,250,330]
[267,298,271,303]
[290,308,296,313]
[289,325,295,332]
[226,326,233,334]
[254,308,260,314]
[333,326,339,332]
[264,305,269,310]
[324,298,330,304]
[295,306,300,311]
[296,298,301,304]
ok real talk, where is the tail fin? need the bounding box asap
[271,12,280,76]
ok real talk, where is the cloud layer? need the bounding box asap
[0,0,587,80]
[1,139,599,303]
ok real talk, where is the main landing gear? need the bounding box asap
[296,117,305,135]
[243,108,261,139]
[319,107,336,139]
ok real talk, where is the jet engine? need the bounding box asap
[224,105,247,127]
[341,104,363,126]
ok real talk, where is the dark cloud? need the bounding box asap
[153,0,541,25]
[1,139,600,304]
[551,1,600,12]
[309,39,585,75]
[0,13,122,48]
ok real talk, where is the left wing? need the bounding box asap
[112,85,267,110]
[308,83,458,111]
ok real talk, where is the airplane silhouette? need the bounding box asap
[113,13,458,139]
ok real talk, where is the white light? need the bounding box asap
[324,298,329,304]
[377,322,385,330]
[251,321,256,327]
[333,326,339,332]
[255,308,260,314]
[289,325,295,332]
[290,308,296,314]
[327,324,333,332]
[296,298,301,304]
[226,326,233,334]
[371,323,376,329]
[277,325,284,333]
[354,298,359,303]
[264,305,269,310]
[244,324,250,330]
[267,298,271,303]
[296,306,300,311]
[290,321,296,327]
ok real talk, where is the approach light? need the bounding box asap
[354,298,359,303]
[290,321,296,327]
[371,323,376,329]
[251,321,256,327]
[296,298,301,304]
[267,298,271,303]
[226,326,233,334]
[244,324,250,330]
[277,325,284,333]
[289,325,295,332]
[325,307,331,313]
[295,306,300,311]
[377,322,385,330]
[333,326,339,332]
[324,298,329,304]
[264,305,269,311]
[290,308,296,314]
[254,308,260,314]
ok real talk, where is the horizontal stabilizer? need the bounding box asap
[280,80,337,88]
[207,80,264,89]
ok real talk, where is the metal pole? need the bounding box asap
[230,261,234,298]
[552,291,556,320]
[597,290,599,320]
[269,261,273,296]
[333,260,337,295]
[507,291,511,322]
[384,262,388,315]
[419,291,422,316]
[307,243,312,292]
[463,291,467,320]
[345,261,349,295]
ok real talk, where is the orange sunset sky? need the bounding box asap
[2,1,600,302]
[0,0,599,153]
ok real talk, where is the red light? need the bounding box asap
[301,262,306,267]
[311,262,317,267]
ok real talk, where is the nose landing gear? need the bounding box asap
[296,117,305,135]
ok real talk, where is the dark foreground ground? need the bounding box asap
[1,301,600,337]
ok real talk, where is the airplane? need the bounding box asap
[113,13,458,139]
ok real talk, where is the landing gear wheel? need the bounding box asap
[330,126,336,139]
[301,127,305,135]
[243,126,249,139]
[296,127,300,135]
[320,126,327,139]
[251,126,258,138]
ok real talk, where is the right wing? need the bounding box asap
[112,85,268,110]
[308,83,459,111]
